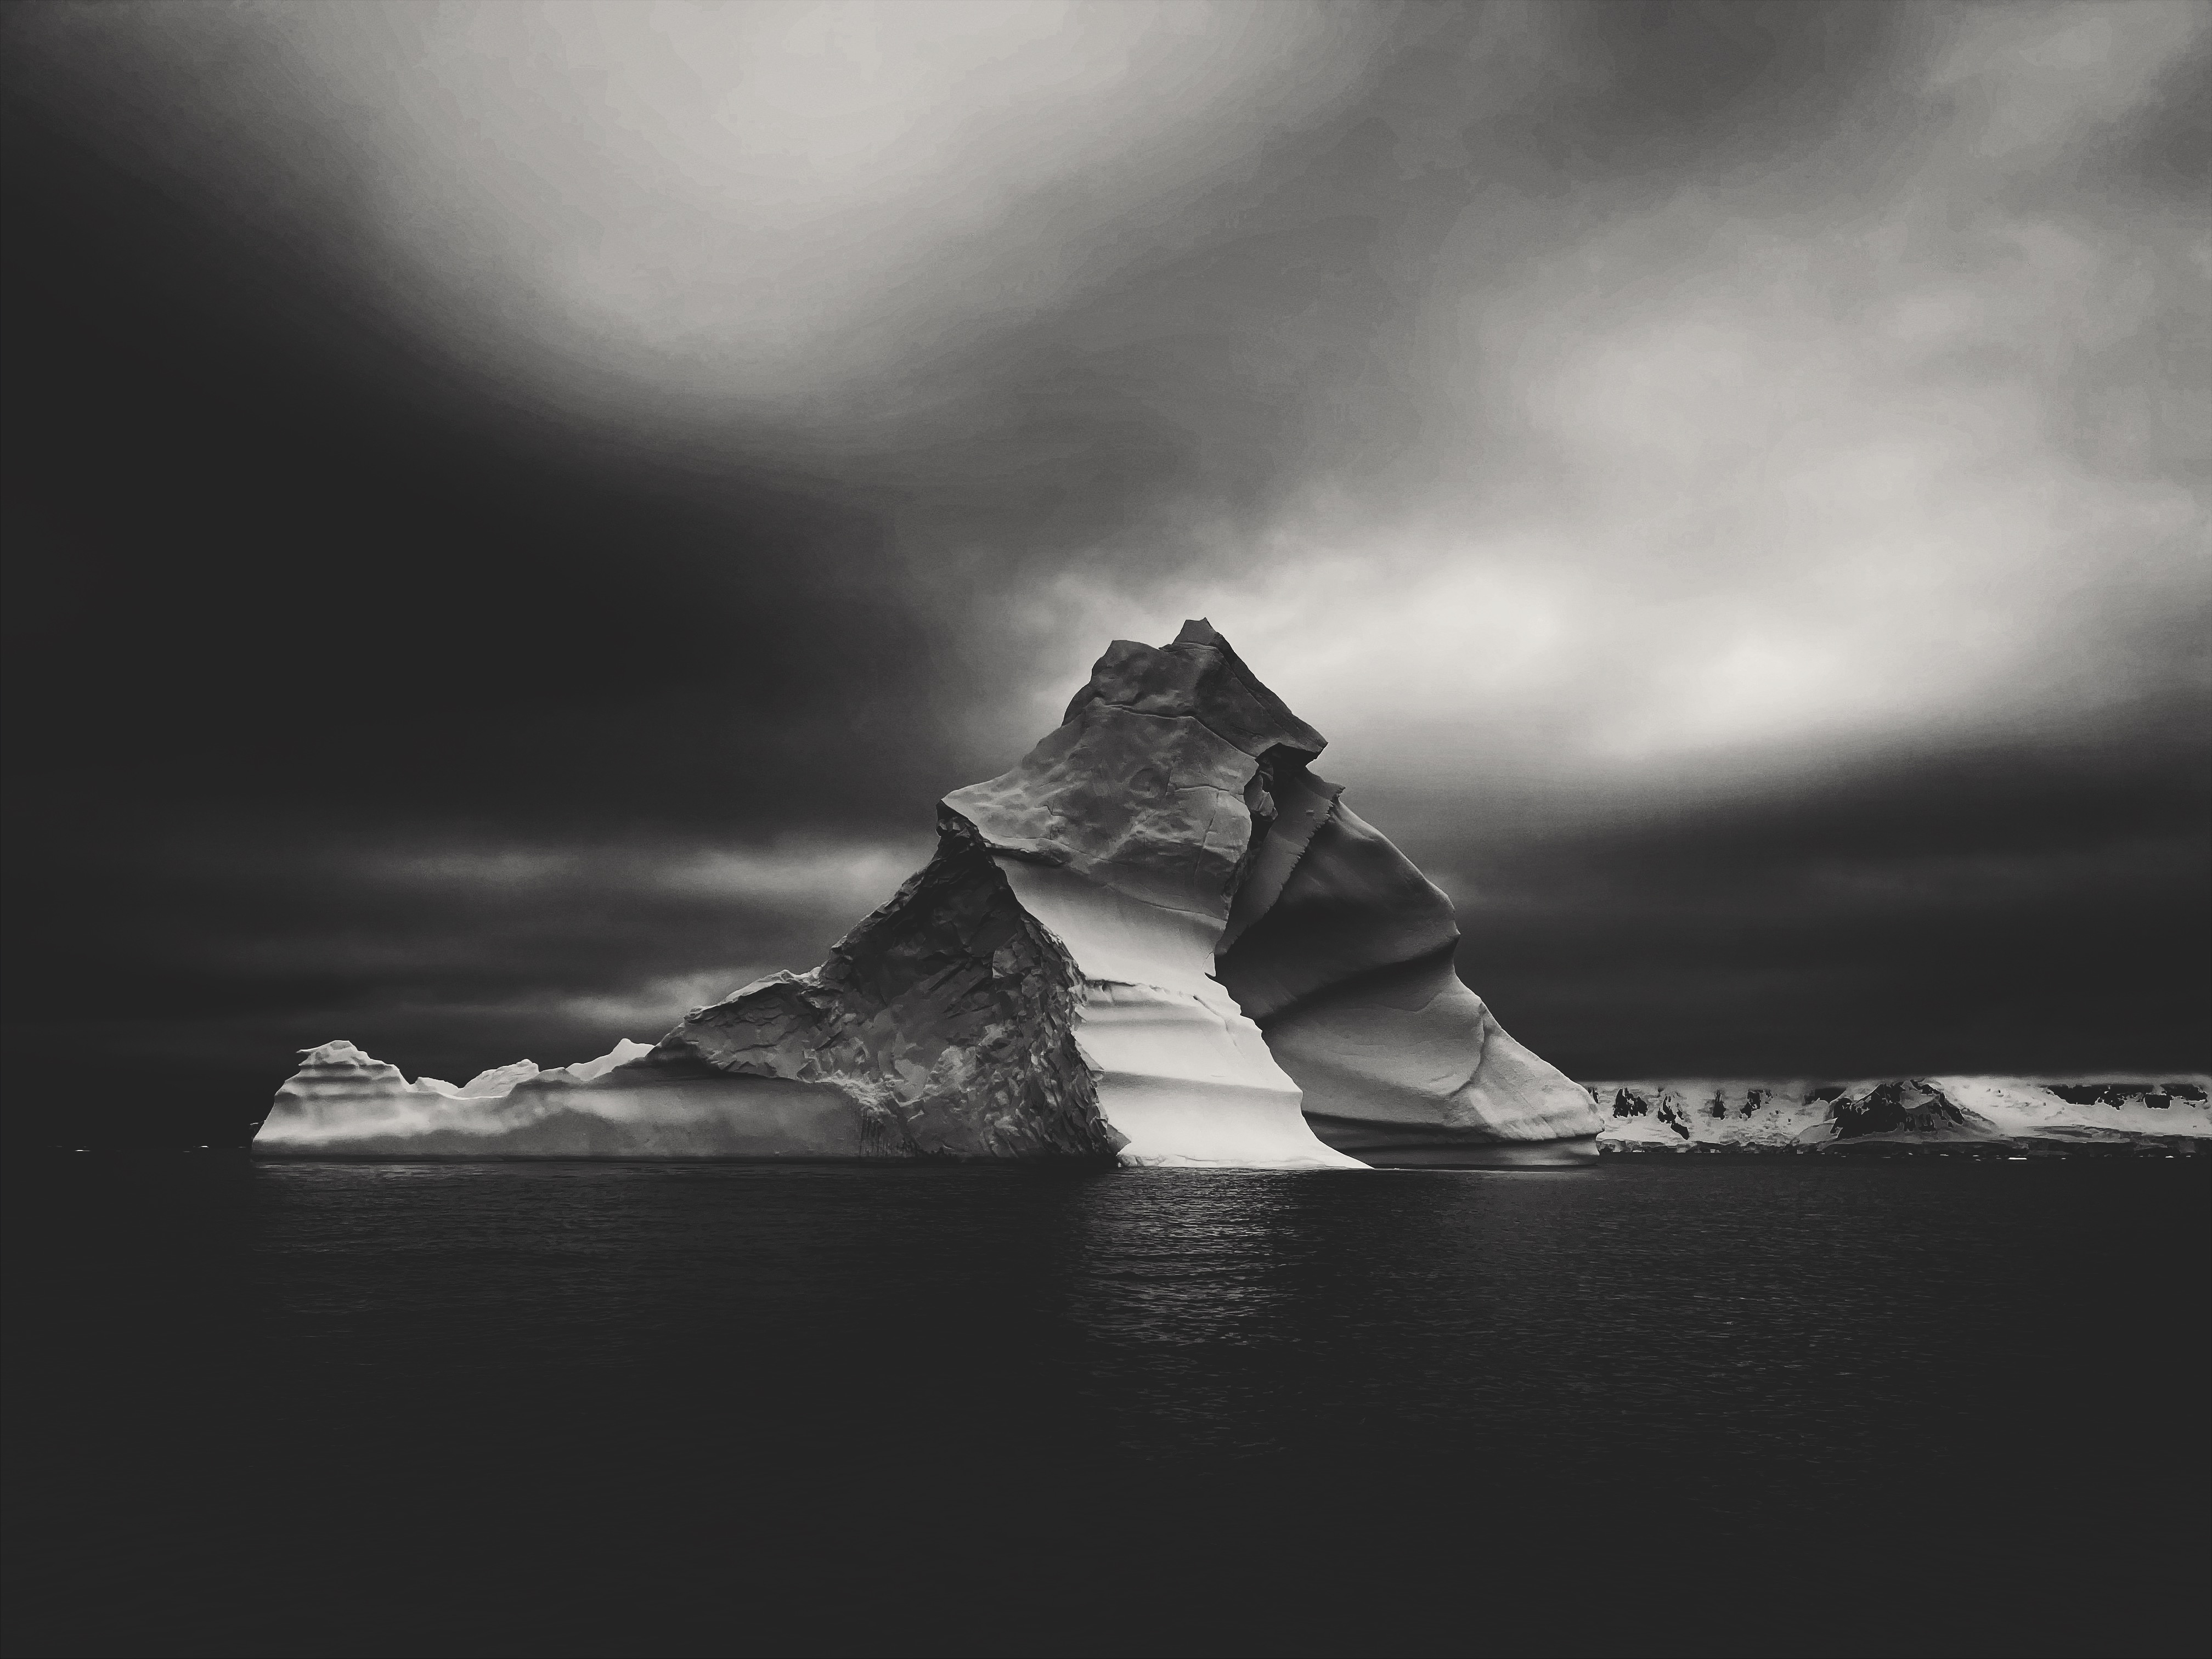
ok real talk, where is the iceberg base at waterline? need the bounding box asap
[254,1039,901,1159]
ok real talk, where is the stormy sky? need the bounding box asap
[3,1,2205,1139]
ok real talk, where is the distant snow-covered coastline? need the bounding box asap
[1583,1077,2210,1154]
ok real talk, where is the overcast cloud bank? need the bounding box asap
[2,1,2203,1136]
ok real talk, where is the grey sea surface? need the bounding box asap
[4,1157,2205,1658]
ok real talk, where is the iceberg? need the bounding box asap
[256,621,1599,1166]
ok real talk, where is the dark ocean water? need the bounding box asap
[3,1157,2206,1659]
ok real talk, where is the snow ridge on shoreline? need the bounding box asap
[1584,1076,2210,1153]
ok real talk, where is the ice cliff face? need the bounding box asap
[1589,1077,2211,1154]
[256,620,1597,1166]
[663,816,1118,1159]
[1216,782,1597,1163]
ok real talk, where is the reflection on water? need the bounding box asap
[1059,1171,1311,1346]
[4,1156,2207,1658]
[1056,1171,1330,1457]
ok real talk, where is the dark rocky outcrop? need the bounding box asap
[1831,1080,1973,1139]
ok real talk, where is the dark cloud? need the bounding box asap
[3,1,2204,1145]
[0,97,952,827]
[1442,733,2211,1077]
